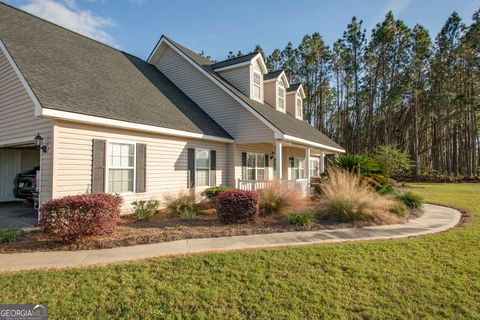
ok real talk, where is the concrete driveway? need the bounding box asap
[0,201,37,230]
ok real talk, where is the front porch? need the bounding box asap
[232,140,329,194]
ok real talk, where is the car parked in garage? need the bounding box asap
[13,166,39,205]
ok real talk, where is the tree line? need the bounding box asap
[222,10,480,178]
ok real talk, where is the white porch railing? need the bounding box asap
[237,179,309,195]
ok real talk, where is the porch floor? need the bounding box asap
[0,201,37,230]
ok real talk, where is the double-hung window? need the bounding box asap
[296,92,303,119]
[246,152,266,181]
[277,81,285,110]
[292,157,306,180]
[195,149,210,187]
[108,142,135,193]
[310,158,320,177]
[252,64,262,100]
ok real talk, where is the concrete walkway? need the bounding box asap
[0,204,461,272]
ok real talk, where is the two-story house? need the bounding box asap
[0,3,344,217]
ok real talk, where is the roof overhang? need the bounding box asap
[212,52,268,74]
[281,134,345,153]
[40,108,234,143]
[264,70,290,88]
[286,84,306,99]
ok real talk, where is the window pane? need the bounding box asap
[253,85,261,99]
[257,168,265,181]
[257,155,265,167]
[247,153,256,168]
[196,169,209,186]
[108,169,133,193]
[247,168,256,180]
[253,73,261,85]
[195,149,210,169]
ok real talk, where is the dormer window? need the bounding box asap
[278,81,285,110]
[295,92,303,119]
[252,64,262,101]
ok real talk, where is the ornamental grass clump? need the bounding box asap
[258,182,307,216]
[318,168,405,224]
[39,193,122,242]
[164,193,200,219]
[132,199,161,221]
[396,191,424,209]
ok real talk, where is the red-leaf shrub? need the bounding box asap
[215,190,259,224]
[39,193,123,242]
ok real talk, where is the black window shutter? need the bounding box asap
[92,139,106,194]
[187,148,195,188]
[241,152,247,180]
[264,154,269,179]
[136,143,147,193]
[210,150,216,186]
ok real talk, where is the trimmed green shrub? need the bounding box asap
[201,186,234,200]
[373,145,412,177]
[286,212,313,226]
[259,187,287,216]
[164,194,200,218]
[396,191,423,209]
[0,227,22,243]
[39,193,123,242]
[132,200,160,221]
[216,190,259,224]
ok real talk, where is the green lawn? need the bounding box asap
[1,184,479,319]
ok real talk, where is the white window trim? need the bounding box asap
[309,158,320,177]
[246,152,266,181]
[195,148,211,187]
[291,157,306,180]
[277,81,286,111]
[105,139,137,195]
[252,64,263,102]
[296,92,303,119]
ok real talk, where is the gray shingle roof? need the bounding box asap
[0,3,232,140]
[287,83,302,92]
[164,37,344,151]
[263,70,284,81]
[211,52,258,70]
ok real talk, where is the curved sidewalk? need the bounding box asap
[0,204,461,272]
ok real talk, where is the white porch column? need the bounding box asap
[320,151,325,174]
[305,148,311,180]
[275,141,282,179]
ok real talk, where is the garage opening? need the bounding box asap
[0,144,40,230]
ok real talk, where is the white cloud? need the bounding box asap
[368,0,412,31]
[20,0,119,48]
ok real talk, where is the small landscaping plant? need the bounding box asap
[164,193,200,218]
[0,227,22,244]
[318,168,404,224]
[40,193,122,242]
[179,209,198,220]
[132,199,161,221]
[259,186,287,216]
[201,186,234,200]
[216,190,259,224]
[396,191,423,209]
[286,212,313,226]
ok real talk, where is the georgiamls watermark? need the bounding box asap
[0,304,48,320]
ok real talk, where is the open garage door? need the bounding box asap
[0,147,39,229]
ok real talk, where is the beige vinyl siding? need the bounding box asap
[286,92,296,117]
[0,48,52,146]
[154,46,274,144]
[54,120,228,213]
[218,65,250,97]
[0,47,54,204]
[264,81,276,109]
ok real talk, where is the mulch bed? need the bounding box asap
[0,209,422,253]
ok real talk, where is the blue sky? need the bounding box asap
[5,0,480,60]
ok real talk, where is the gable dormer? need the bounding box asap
[212,53,267,102]
[263,70,289,113]
[286,83,306,120]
